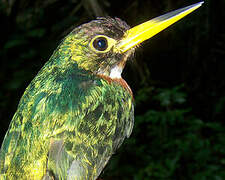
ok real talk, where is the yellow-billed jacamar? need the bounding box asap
[0,2,203,180]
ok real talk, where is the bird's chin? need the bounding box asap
[95,48,134,78]
[116,48,135,68]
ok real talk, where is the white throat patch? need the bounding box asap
[109,66,122,79]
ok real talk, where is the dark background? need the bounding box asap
[0,0,224,179]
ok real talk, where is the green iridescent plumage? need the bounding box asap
[0,18,134,179]
[0,2,203,179]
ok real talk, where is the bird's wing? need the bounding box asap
[0,69,133,179]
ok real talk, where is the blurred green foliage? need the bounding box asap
[0,0,224,179]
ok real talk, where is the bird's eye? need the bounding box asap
[92,37,108,51]
[90,35,116,53]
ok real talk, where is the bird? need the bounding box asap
[0,2,203,180]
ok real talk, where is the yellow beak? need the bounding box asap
[117,1,203,53]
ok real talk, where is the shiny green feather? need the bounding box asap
[0,18,134,180]
[0,2,203,179]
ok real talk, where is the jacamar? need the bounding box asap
[0,2,203,180]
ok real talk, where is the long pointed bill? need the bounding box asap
[117,1,203,53]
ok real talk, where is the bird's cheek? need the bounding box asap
[111,53,125,65]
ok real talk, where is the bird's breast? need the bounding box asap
[97,74,133,97]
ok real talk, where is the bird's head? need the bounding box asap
[55,2,203,78]
[62,17,133,78]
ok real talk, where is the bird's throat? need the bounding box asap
[109,65,122,79]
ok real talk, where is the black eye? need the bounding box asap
[93,37,108,51]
